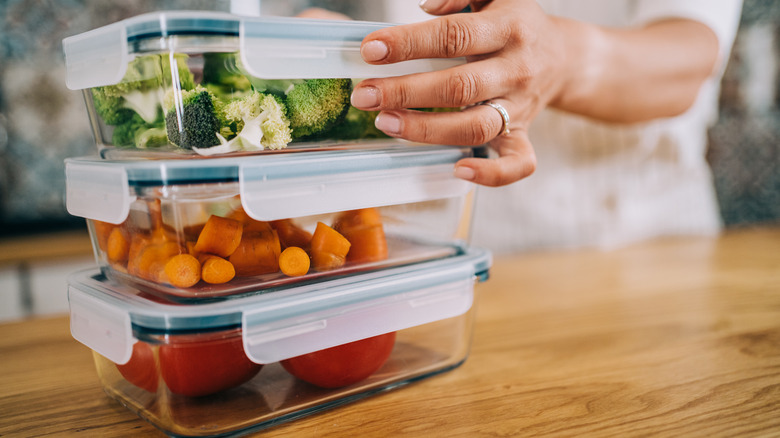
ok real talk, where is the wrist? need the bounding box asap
[548,17,609,114]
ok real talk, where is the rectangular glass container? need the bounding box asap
[62,11,464,159]
[66,145,481,301]
[68,248,490,437]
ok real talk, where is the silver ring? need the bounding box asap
[480,100,510,136]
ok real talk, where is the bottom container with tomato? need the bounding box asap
[68,248,490,437]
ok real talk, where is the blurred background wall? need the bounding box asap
[0,0,778,321]
[708,0,780,227]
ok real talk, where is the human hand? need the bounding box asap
[350,0,573,186]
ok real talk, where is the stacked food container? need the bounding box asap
[62,11,491,437]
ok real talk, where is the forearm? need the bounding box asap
[551,18,720,123]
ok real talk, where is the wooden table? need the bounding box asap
[0,229,92,265]
[2,227,779,437]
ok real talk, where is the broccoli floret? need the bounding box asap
[92,54,194,125]
[92,89,135,125]
[110,54,195,94]
[164,86,223,149]
[135,127,169,149]
[249,78,352,139]
[111,113,148,146]
[111,113,165,148]
[313,106,389,141]
[202,52,252,99]
[224,91,291,150]
[249,79,301,95]
[192,91,291,155]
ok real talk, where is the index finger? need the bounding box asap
[361,13,510,64]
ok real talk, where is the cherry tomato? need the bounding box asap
[281,332,396,389]
[159,330,262,397]
[116,341,158,393]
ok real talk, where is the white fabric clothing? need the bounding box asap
[384,0,743,253]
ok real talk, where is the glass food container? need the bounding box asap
[66,144,483,301]
[68,248,490,437]
[62,11,464,159]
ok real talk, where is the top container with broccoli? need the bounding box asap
[63,11,464,158]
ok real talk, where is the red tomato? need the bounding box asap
[281,332,396,389]
[116,341,158,393]
[159,330,262,397]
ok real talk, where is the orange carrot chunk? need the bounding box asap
[310,222,351,271]
[106,227,131,264]
[333,207,383,229]
[226,207,273,233]
[279,247,311,277]
[194,215,243,257]
[126,234,151,276]
[200,255,236,284]
[272,219,313,250]
[163,254,202,288]
[341,225,388,264]
[228,230,281,277]
[93,220,117,252]
[333,208,388,264]
[133,241,183,283]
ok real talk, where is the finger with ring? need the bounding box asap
[479,100,511,137]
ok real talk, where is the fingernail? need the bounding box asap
[375,112,402,135]
[351,86,381,109]
[361,40,389,62]
[454,166,476,181]
[419,0,445,12]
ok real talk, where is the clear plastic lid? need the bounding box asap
[68,247,491,365]
[66,145,480,224]
[63,11,465,90]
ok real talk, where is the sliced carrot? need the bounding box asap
[272,219,313,250]
[333,208,388,264]
[146,199,171,243]
[93,220,116,252]
[163,254,201,288]
[122,200,186,284]
[228,229,281,276]
[194,215,243,257]
[310,222,351,271]
[135,241,183,282]
[225,206,251,223]
[126,234,152,276]
[186,241,199,257]
[279,247,311,277]
[182,223,205,242]
[200,255,236,284]
[333,208,383,229]
[341,225,388,264]
[226,207,273,233]
[243,220,274,234]
[106,227,131,264]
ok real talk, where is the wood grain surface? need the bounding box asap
[0,229,92,265]
[1,227,779,437]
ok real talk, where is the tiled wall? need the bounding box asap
[0,0,778,321]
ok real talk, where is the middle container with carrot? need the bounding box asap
[66,143,482,301]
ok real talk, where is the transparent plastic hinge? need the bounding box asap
[68,285,135,365]
[66,161,134,224]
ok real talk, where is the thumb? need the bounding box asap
[419,0,472,15]
[453,133,538,186]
